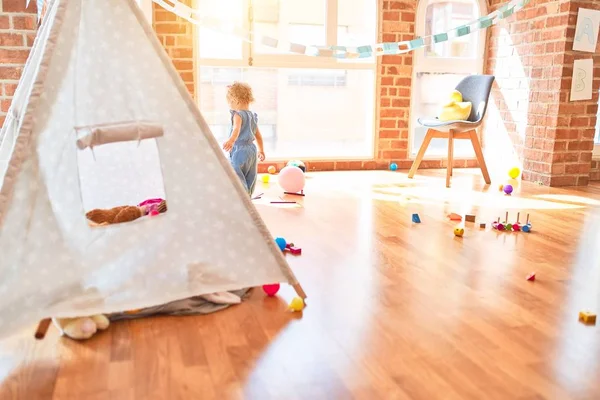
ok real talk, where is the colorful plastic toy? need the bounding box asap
[262,283,280,296]
[288,297,305,312]
[454,227,464,237]
[526,273,536,281]
[267,165,276,174]
[390,163,398,171]
[578,311,597,325]
[508,167,521,179]
[448,213,462,221]
[504,184,513,195]
[274,237,287,251]
[465,215,476,223]
[285,244,302,255]
[512,224,521,231]
[499,184,504,192]
[287,160,306,173]
[262,174,270,183]
[412,213,421,223]
[480,223,486,229]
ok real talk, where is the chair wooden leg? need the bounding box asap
[408,129,435,179]
[469,130,491,184]
[446,130,454,188]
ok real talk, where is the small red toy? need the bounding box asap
[262,283,280,296]
[286,243,302,255]
[526,273,536,281]
[512,224,521,231]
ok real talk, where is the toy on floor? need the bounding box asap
[287,160,306,173]
[578,311,597,325]
[275,237,287,251]
[262,283,280,297]
[412,213,421,223]
[493,212,532,233]
[438,90,472,122]
[262,174,270,183]
[454,227,464,237]
[52,314,110,340]
[285,243,302,255]
[86,205,143,225]
[499,184,504,192]
[288,297,305,312]
[508,167,521,179]
[465,214,476,222]
[278,166,305,194]
[448,213,462,221]
[390,162,398,171]
[503,184,513,195]
[479,223,486,229]
[526,272,536,281]
[268,165,276,174]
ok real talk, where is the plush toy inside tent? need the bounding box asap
[0,0,304,340]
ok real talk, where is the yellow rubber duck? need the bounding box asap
[438,90,472,122]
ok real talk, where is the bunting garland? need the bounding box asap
[26,0,531,58]
[153,0,532,59]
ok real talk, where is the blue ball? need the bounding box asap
[522,224,531,233]
[390,163,398,171]
[275,237,287,251]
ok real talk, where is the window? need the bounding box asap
[410,0,487,158]
[196,0,377,160]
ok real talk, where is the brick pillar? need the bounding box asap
[486,0,600,186]
[0,0,37,126]
[552,0,600,186]
[377,0,415,169]
[153,1,195,98]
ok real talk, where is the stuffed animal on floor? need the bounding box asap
[52,315,110,340]
[438,90,472,122]
[86,205,144,226]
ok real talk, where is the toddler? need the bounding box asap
[222,82,265,197]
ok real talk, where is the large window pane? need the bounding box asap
[411,72,475,157]
[425,2,478,59]
[199,67,375,159]
[198,0,244,59]
[254,0,326,53]
[338,0,377,47]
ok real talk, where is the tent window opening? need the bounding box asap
[75,123,167,227]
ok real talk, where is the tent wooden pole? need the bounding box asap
[34,318,51,339]
[293,283,307,299]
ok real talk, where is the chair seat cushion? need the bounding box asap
[417,117,479,128]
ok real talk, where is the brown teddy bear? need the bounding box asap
[85,206,144,226]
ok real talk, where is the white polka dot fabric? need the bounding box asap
[0,0,298,339]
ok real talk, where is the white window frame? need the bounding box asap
[195,0,380,161]
[408,0,488,160]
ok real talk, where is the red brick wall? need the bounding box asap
[0,0,37,126]
[485,0,600,186]
[153,1,195,98]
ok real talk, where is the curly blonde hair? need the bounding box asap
[226,82,255,108]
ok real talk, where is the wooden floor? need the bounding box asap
[2,169,600,400]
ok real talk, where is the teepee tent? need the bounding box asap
[0,0,304,340]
